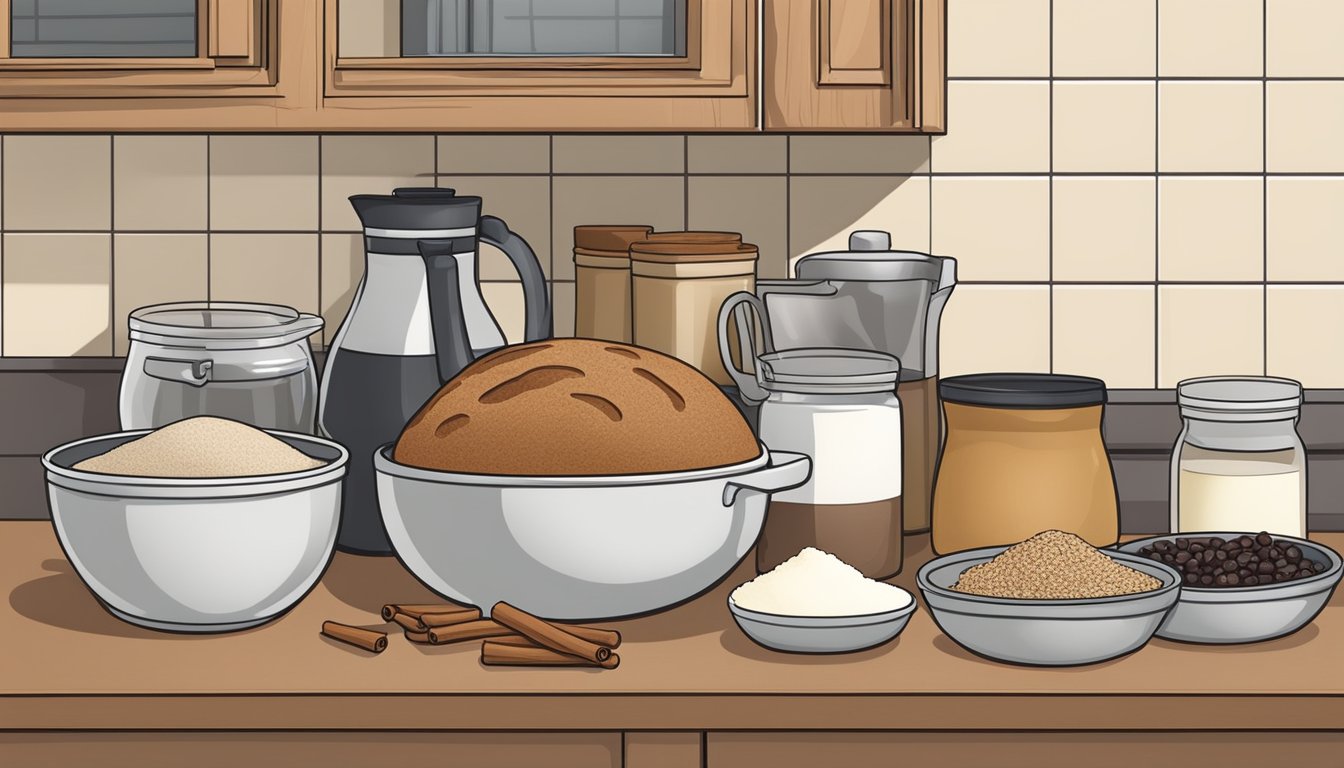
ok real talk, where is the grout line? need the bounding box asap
[1047,0,1054,375]
[683,134,689,231]
[784,134,791,275]
[108,135,115,356]
[205,135,212,306]
[1154,5,1161,389]
[1262,0,1270,377]
[947,75,1344,82]
[1,133,4,357]
[548,135,555,282]
[316,135,324,346]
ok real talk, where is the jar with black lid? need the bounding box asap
[930,373,1119,555]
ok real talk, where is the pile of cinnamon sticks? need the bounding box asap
[322,601,621,669]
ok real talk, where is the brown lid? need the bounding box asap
[642,231,744,245]
[573,225,654,252]
[629,238,759,264]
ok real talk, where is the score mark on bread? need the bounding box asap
[394,339,760,476]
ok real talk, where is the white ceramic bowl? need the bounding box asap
[728,593,917,654]
[43,430,347,633]
[1118,533,1342,644]
[917,546,1181,666]
[375,444,811,621]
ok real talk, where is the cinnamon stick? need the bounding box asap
[490,602,612,664]
[321,621,387,653]
[404,630,432,644]
[427,619,517,645]
[482,640,620,670]
[492,625,620,649]
[420,608,484,628]
[381,603,476,622]
[559,624,621,649]
[390,612,426,632]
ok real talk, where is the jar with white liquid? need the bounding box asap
[1171,377,1307,537]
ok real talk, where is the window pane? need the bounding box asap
[11,0,197,58]
[399,0,686,57]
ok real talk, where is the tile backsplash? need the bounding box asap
[1,0,1342,390]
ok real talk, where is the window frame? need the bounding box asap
[0,0,277,96]
[325,0,749,99]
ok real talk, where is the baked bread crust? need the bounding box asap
[394,338,761,475]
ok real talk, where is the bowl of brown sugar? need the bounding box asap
[43,417,348,633]
[916,531,1181,666]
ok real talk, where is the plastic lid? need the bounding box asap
[940,373,1107,408]
[629,236,759,264]
[1178,376,1302,418]
[129,302,323,344]
[642,231,743,245]
[574,225,654,252]
[758,348,900,394]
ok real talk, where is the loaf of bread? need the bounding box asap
[394,339,761,475]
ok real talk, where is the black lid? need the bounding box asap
[393,186,457,198]
[939,373,1107,408]
[349,193,481,231]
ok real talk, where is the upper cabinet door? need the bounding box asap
[764,0,945,132]
[0,0,284,96]
[323,0,756,131]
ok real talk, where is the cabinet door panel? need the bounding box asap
[765,0,945,132]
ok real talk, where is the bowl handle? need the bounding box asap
[722,451,812,506]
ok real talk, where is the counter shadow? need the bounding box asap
[8,559,208,640]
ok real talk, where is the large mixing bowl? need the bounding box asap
[917,546,1182,666]
[375,444,811,620]
[43,430,347,633]
[1119,533,1343,644]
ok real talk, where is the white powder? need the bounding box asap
[731,547,913,616]
[74,416,325,478]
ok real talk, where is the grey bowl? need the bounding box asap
[917,547,1181,667]
[1118,533,1342,644]
[728,594,917,654]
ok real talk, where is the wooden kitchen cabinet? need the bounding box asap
[0,0,945,132]
[0,1,310,130]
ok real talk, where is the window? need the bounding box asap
[10,0,198,58]
[400,0,687,57]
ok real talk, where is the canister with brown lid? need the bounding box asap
[573,225,652,343]
[630,232,758,386]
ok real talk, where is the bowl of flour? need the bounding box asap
[728,547,916,654]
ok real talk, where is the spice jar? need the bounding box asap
[749,348,905,579]
[931,374,1118,555]
[1171,377,1307,537]
[573,225,652,342]
[630,232,757,386]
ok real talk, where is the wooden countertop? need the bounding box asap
[2,521,1341,731]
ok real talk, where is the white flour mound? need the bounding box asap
[731,547,913,617]
[74,416,325,478]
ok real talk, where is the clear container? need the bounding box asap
[1171,377,1307,537]
[749,348,904,579]
[121,302,323,432]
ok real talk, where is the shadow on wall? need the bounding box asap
[787,152,931,274]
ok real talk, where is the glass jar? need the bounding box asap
[120,302,324,432]
[1171,377,1307,537]
[749,348,904,579]
[932,374,1118,555]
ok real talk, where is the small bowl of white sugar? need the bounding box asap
[728,548,916,654]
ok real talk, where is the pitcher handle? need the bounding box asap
[479,215,552,342]
[717,292,770,406]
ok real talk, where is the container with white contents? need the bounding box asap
[745,348,904,580]
[1172,377,1307,537]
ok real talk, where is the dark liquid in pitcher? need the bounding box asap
[321,349,442,555]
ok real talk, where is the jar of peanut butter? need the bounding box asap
[931,374,1119,554]
[573,225,652,343]
[630,232,757,386]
